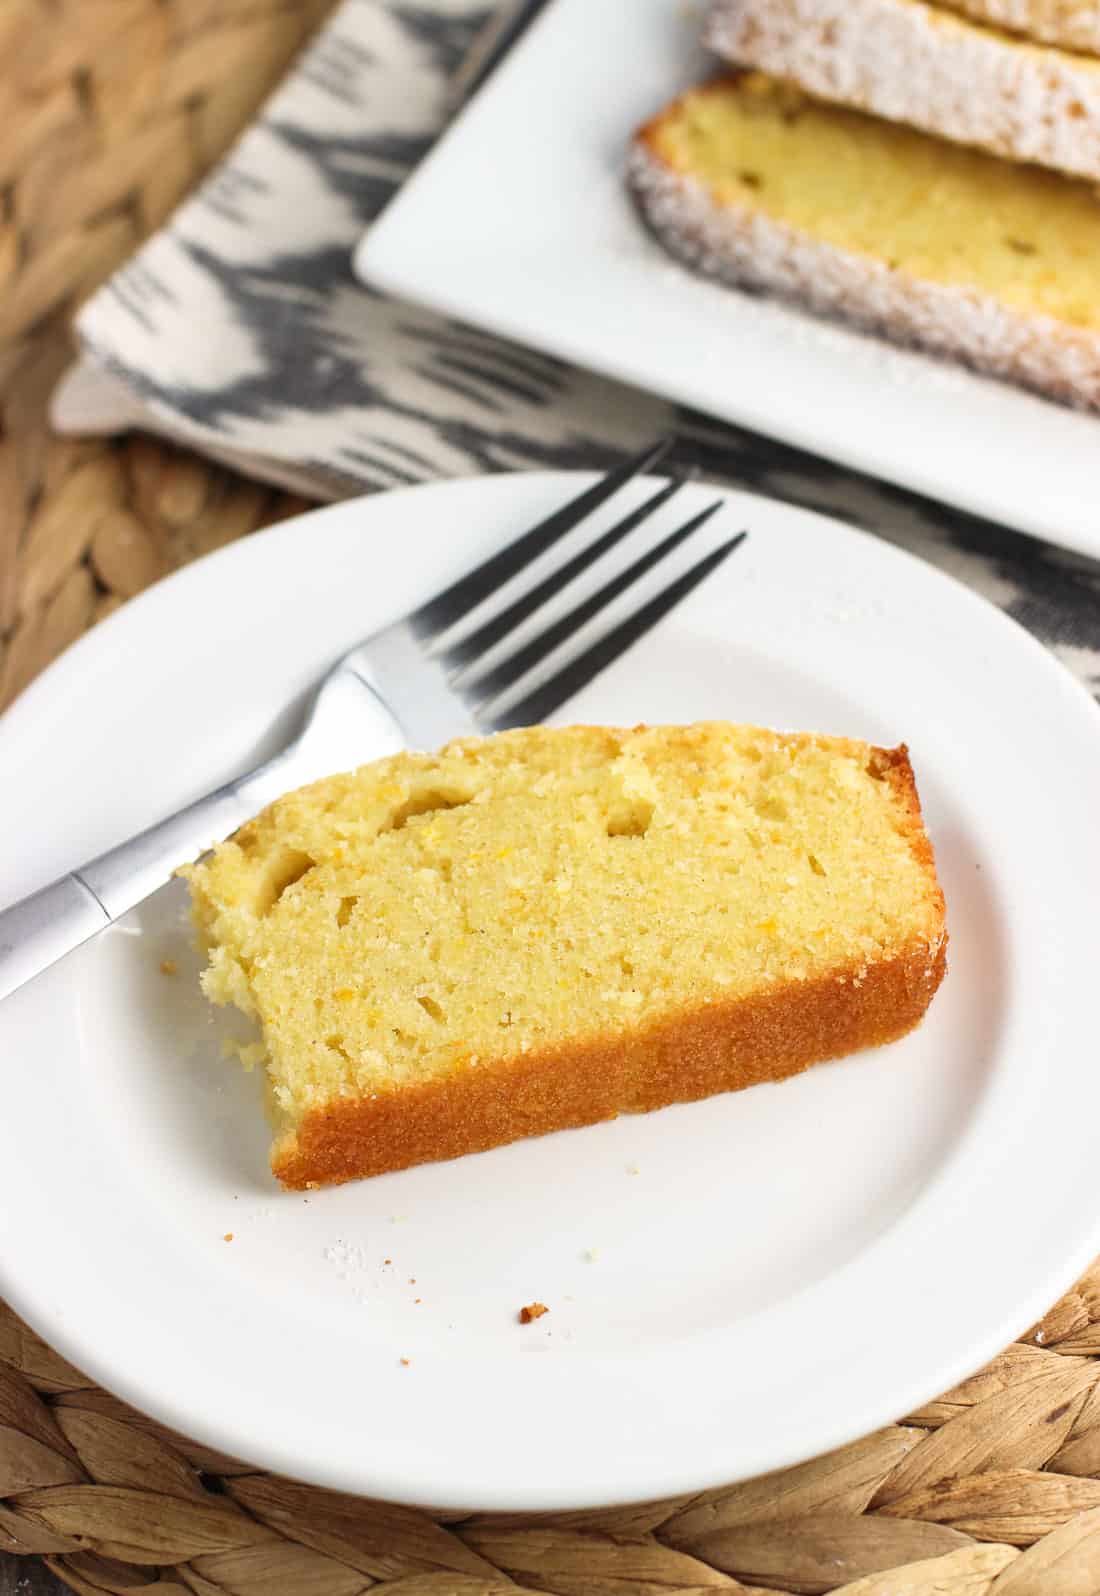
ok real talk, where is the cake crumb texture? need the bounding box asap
[182,722,946,1189]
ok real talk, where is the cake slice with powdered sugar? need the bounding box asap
[630,72,1100,411]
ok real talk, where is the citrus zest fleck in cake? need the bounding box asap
[182,722,947,1189]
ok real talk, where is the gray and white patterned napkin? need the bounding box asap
[52,0,1100,688]
[54,0,666,498]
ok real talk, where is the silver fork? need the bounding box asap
[0,441,745,1002]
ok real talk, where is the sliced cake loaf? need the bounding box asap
[182,722,946,1190]
[937,0,1100,51]
[630,73,1100,411]
[706,0,1100,180]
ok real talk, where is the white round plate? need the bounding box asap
[2,473,1099,1512]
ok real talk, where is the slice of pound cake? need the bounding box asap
[630,73,1100,411]
[706,0,1100,181]
[183,723,947,1189]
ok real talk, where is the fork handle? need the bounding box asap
[0,764,286,1005]
[1,661,411,1004]
[0,873,112,1006]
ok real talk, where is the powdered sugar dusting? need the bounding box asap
[322,1238,375,1302]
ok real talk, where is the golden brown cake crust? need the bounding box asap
[272,936,947,1189]
[868,743,940,879]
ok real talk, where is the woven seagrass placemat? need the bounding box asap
[5,5,1100,1593]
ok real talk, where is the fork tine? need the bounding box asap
[487,532,747,730]
[412,437,675,637]
[443,472,691,675]
[463,498,727,702]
